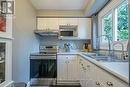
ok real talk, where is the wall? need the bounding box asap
[12,0,39,83]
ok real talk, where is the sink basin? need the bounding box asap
[82,53,128,62]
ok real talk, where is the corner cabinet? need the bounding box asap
[57,54,79,83]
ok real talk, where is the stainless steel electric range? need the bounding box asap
[30,45,58,86]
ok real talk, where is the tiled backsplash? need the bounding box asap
[58,40,90,52]
[39,36,91,52]
[39,36,59,46]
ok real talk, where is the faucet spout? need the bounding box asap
[96,35,111,56]
[112,42,125,59]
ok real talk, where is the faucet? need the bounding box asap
[64,43,71,52]
[112,42,125,60]
[96,35,111,56]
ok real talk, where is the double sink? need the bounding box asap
[82,53,128,62]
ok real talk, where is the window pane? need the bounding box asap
[102,14,112,42]
[116,0,128,41]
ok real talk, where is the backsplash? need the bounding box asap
[39,36,59,46]
[58,40,90,52]
[39,36,91,52]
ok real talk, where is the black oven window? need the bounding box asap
[30,59,57,78]
[60,31,73,36]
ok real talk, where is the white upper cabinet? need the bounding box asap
[59,18,78,25]
[78,18,91,39]
[37,17,92,39]
[37,18,59,30]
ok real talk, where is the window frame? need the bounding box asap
[101,12,113,43]
[114,0,128,41]
[99,0,128,50]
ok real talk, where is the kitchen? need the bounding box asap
[0,0,129,87]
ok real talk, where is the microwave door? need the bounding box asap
[60,31,73,36]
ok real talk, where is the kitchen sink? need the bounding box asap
[82,53,128,62]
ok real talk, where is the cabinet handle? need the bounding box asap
[65,61,68,63]
[96,82,100,85]
[107,81,113,86]
[81,64,83,66]
[82,67,86,70]
[87,65,90,67]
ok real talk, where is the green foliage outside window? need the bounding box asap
[117,1,128,41]
[102,0,128,42]
[103,14,112,41]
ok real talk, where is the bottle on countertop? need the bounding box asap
[82,43,92,52]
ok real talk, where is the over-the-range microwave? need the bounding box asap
[59,25,78,37]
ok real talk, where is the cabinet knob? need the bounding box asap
[81,64,83,66]
[82,67,86,70]
[96,82,100,85]
[107,81,113,86]
[87,65,90,67]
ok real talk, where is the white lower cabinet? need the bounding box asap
[95,66,129,87]
[79,56,128,87]
[79,56,97,87]
[57,54,79,83]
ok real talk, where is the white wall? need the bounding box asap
[12,0,39,83]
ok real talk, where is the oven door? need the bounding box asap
[30,58,57,79]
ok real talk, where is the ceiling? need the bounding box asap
[30,0,89,10]
[30,0,110,16]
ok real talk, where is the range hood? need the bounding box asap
[34,30,59,36]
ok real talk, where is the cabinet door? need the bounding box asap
[78,18,91,39]
[98,67,128,87]
[67,55,78,81]
[79,57,87,87]
[59,18,78,25]
[47,18,59,30]
[37,18,48,30]
[57,55,68,81]
[37,18,59,30]
[79,56,98,87]
[94,63,129,87]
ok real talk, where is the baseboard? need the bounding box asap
[27,81,30,87]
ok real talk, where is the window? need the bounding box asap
[102,13,112,42]
[115,0,128,41]
[101,0,128,42]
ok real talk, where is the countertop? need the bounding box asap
[57,52,129,84]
